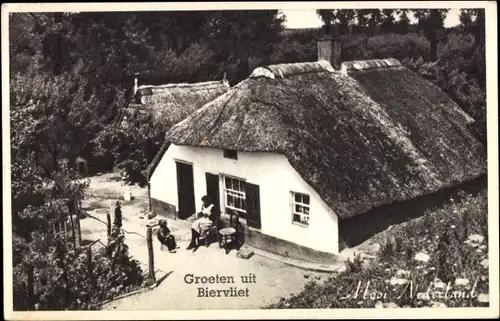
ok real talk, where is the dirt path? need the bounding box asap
[79,173,329,310]
[102,245,325,310]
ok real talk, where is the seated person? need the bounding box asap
[157,219,177,253]
[186,195,217,250]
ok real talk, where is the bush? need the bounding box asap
[14,226,145,311]
[345,253,364,273]
[366,33,430,61]
[269,190,489,309]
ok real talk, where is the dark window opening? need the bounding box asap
[223,149,238,160]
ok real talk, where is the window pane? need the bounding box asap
[242,198,247,211]
[301,214,309,225]
[235,198,242,210]
[225,177,231,189]
[303,194,310,205]
[227,194,235,207]
[294,193,301,203]
[295,205,303,213]
[293,213,301,223]
[235,179,240,191]
[304,207,310,215]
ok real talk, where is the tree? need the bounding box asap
[396,9,411,34]
[336,9,356,35]
[366,9,383,36]
[472,9,485,48]
[355,9,371,34]
[316,9,355,35]
[205,10,285,81]
[413,9,428,25]
[414,9,448,61]
[459,9,474,33]
[381,9,396,33]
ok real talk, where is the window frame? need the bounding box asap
[222,174,247,216]
[291,191,310,227]
[223,149,238,160]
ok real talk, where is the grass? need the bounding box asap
[269,189,489,309]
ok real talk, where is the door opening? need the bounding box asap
[176,161,196,219]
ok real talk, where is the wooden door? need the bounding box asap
[246,182,261,229]
[176,161,196,219]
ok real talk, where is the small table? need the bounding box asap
[219,227,236,252]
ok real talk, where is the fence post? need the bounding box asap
[63,220,69,251]
[69,214,78,249]
[87,246,95,296]
[27,264,34,310]
[146,226,156,283]
[75,201,82,243]
[148,182,152,211]
[106,211,112,243]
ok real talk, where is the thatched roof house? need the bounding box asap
[149,35,485,261]
[166,59,484,218]
[125,76,230,128]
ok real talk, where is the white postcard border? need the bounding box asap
[2,1,498,319]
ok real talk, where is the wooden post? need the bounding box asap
[27,264,34,310]
[87,246,95,296]
[63,220,69,251]
[75,202,82,243]
[146,226,156,283]
[106,211,112,243]
[69,214,78,249]
[148,182,152,211]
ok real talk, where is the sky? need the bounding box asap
[282,8,461,29]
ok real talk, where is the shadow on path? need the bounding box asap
[156,270,173,286]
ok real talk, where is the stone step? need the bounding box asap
[237,246,254,259]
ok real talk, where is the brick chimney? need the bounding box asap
[317,25,342,69]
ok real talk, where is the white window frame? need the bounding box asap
[291,191,310,227]
[222,175,247,215]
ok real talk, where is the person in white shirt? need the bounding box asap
[186,195,216,250]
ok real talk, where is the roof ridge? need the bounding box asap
[250,61,335,79]
[341,58,402,73]
[138,80,228,90]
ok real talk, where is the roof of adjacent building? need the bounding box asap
[162,59,485,219]
[127,78,229,179]
[129,79,230,128]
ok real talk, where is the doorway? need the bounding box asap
[175,161,196,219]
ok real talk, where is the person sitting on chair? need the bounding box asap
[157,219,177,253]
[186,195,216,250]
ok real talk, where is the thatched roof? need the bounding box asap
[340,59,475,125]
[163,60,486,219]
[138,79,229,179]
[132,79,230,128]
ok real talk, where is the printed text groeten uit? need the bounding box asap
[184,273,257,298]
